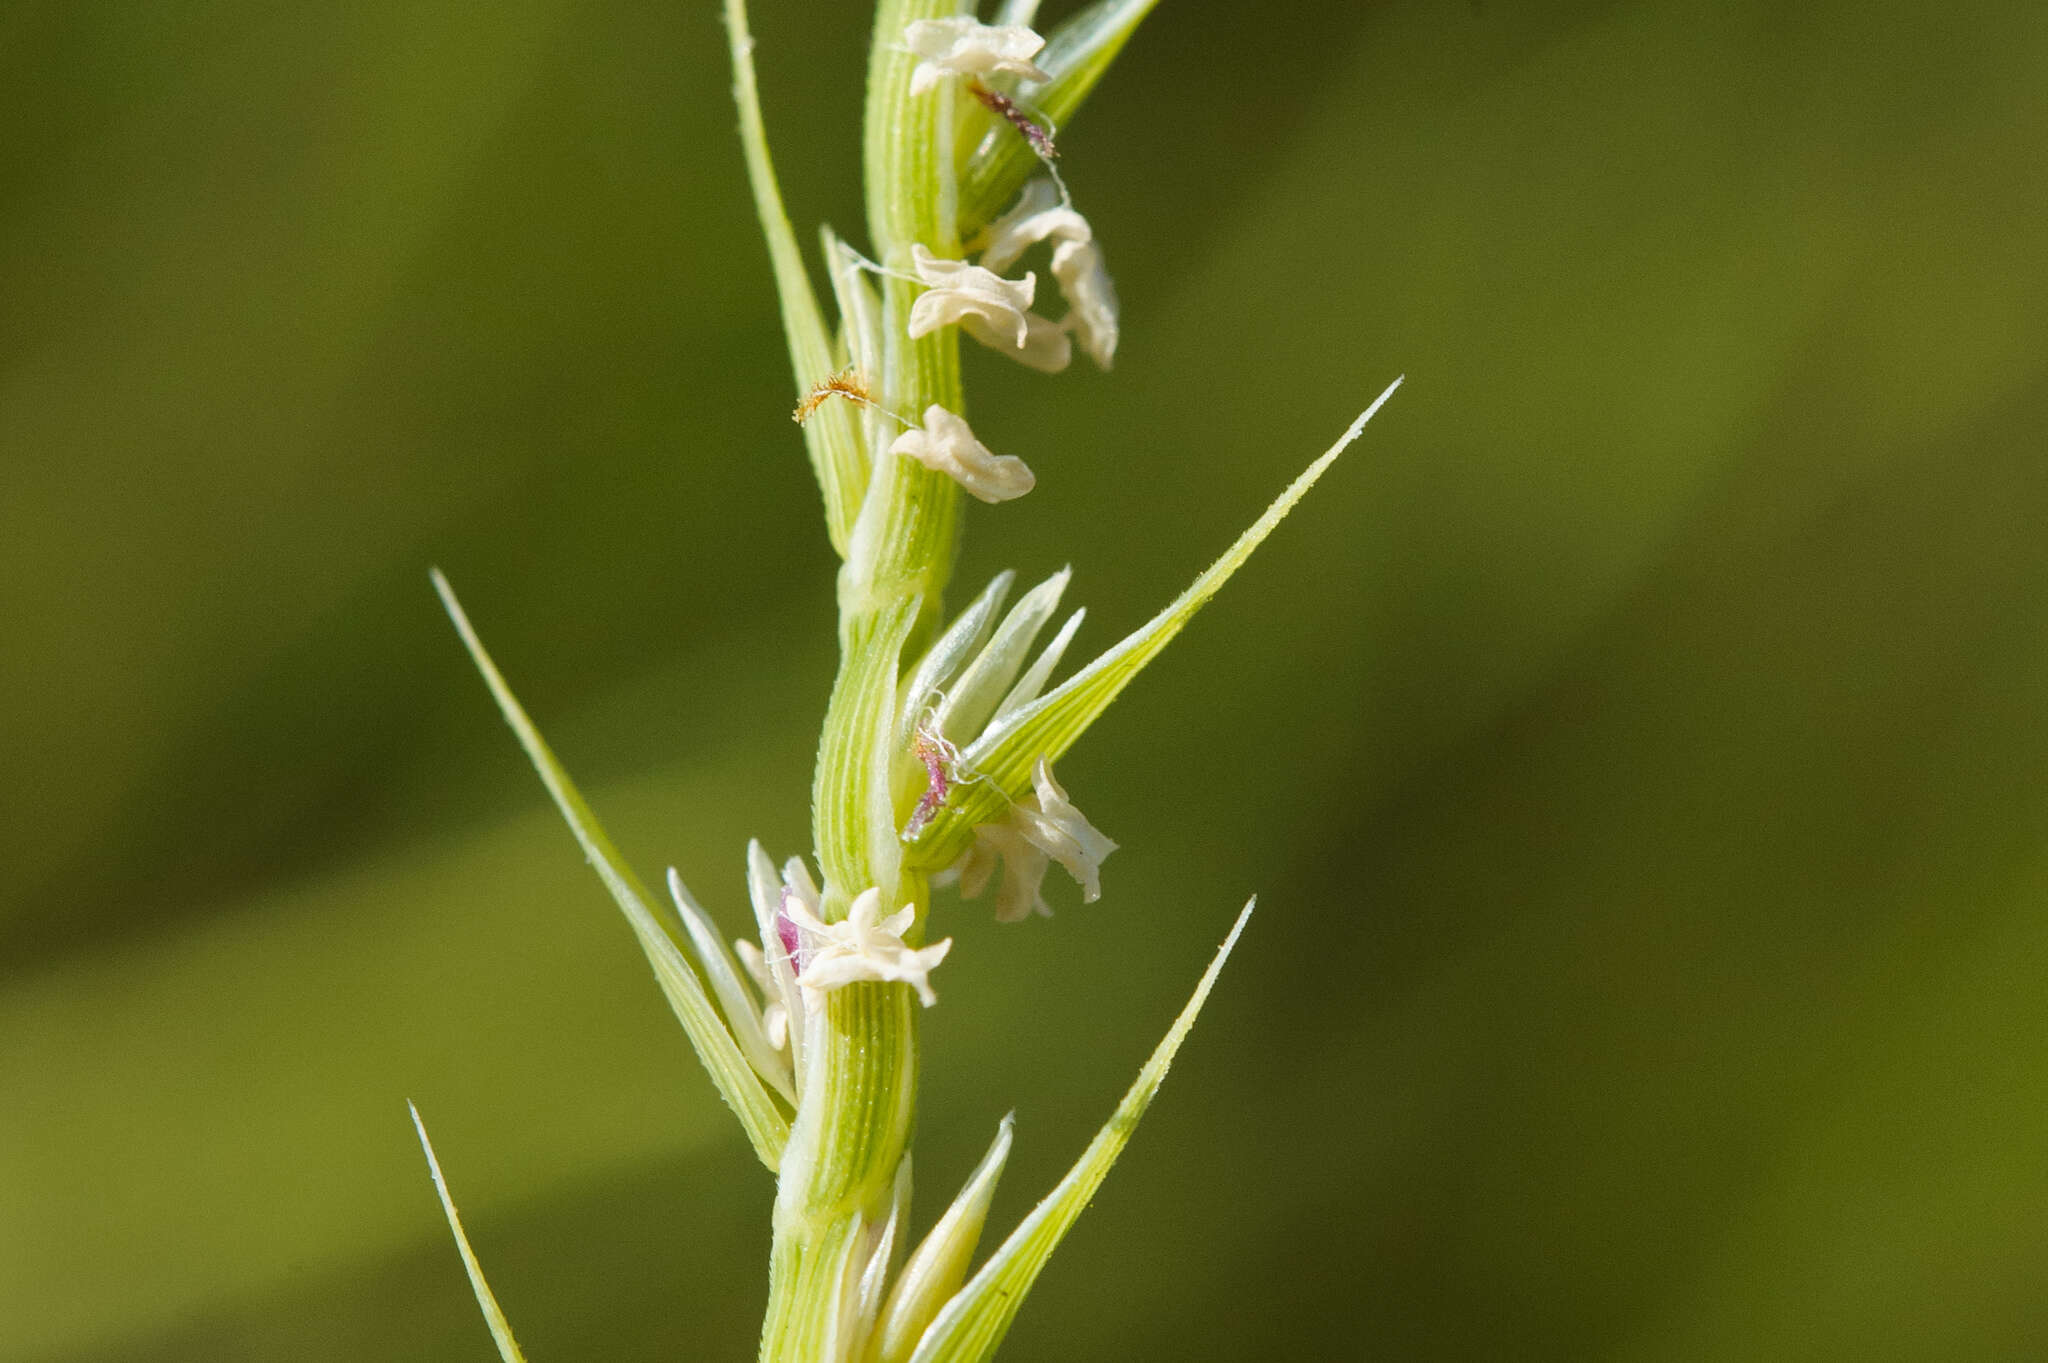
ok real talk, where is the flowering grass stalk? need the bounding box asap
[418,3,1398,1359]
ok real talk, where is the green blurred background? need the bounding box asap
[6,0,2048,1358]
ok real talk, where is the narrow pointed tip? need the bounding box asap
[1028,563,1075,603]
[1333,375,1405,455]
[1223,896,1256,954]
[408,1102,450,1196]
[429,567,473,636]
[981,1109,1017,1170]
[665,865,704,922]
[408,1100,533,1363]
[902,892,1256,1363]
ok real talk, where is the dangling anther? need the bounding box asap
[793,367,872,425]
[970,79,1058,163]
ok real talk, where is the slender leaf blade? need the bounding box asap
[909,380,1402,870]
[823,225,895,481]
[906,900,1256,1363]
[931,568,1071,746]
[876,1114,1016,1363]
[433,571,791,1170]
[991,607,1084,723]
[896,571,1015,745]
[668,868,798,1104]
[728,0,868,554]
[409,1104,531,1363]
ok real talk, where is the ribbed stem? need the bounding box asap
[758,981,919,1362]
[843,0,967,641]
[758,3,965,1356]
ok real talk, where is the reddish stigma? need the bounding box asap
[774,894,803,965]
[904,722,958,839]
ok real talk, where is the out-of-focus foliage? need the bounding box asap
[5,1,2048,1359]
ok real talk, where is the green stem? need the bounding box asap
[758,2,968,1358]
[843,0,967,641]
[758,980,920,1362]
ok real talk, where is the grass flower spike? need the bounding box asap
[420,0,1400,1358]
